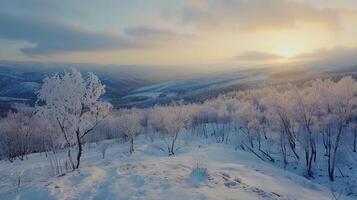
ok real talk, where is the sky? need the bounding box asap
[0,0,357,70]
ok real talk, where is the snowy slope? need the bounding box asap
[0,136,352,200]
[0,82,41,97]
[125,70,267,99]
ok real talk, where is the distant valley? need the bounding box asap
[0,60,356,114]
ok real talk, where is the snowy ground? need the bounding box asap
[0,136,355,200]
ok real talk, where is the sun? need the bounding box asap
[275,46,297,59]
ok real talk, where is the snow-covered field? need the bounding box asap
[0,135,354,200]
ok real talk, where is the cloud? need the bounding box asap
[123,26,195,47]
[236,51,283,61]
[0,0,56,17]
[0,13,143,55]
[125,26,180,39]
[296,47,357,59]
[295,47,357,66]
[181,0,340,31]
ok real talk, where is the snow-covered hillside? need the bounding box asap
[0,136,353,200]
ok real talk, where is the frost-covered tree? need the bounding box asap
[36,69,112,170]
[116,108,143,154]
[210,100,230,142]
[0,110,35,161]
[290,83,320,177]
[232,100,263,149]
[148,105,191,156]
[191,105,220,138]
[263,87,299,167]
[315,77,357,181]
[147,106,166,135]
[164,105,191,155]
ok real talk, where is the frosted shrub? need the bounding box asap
[187,163,209,187]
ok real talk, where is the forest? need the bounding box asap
[0,69,355,185]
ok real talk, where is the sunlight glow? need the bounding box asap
[276,46,297,59]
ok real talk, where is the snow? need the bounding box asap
[0,135,353,200]
[125,71,267,99]
[0,82,40,96]
[0,97,29,101]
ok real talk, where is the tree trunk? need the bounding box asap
[291,147,300,161]
[263,128,268,140]
[312,140,317,162]
[323,128,329,156]
[67,148,75,170]
[328,124,343,181]
[75,130,82,170]
[307,149,314,177]
[328,149,334,181]
[282,118,299,161]
[129,137,134,154]
[169,132,179,156]
[353,128,356,153]
[304,139,313,177]
[281,142,287,168]
[258,131,261,150]
[306,126,315,177]
[280,130,288,168]
[305,148,309,167]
